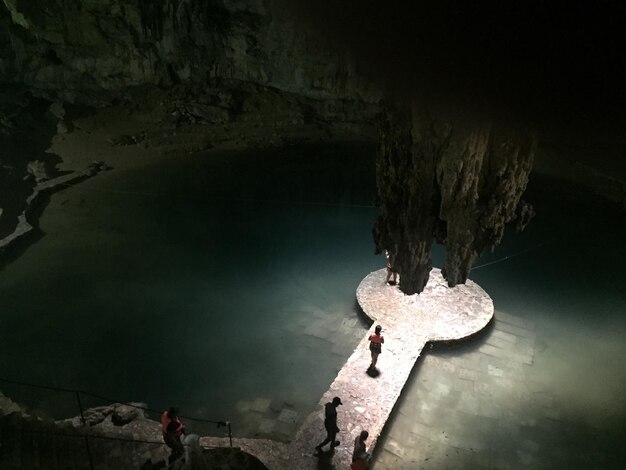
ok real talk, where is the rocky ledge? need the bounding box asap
[0,391,269,469]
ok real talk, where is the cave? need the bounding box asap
[0,1,625,469]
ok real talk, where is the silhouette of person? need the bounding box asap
[315,396,342,452]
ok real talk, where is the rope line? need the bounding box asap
[12,427,178,448]
[471,239,554,271]
[0,376,226,425]
[79,390,227,425]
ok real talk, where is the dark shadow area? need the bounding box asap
[315,447,340,470]
[203,447,269,470]
[281,0,626,132]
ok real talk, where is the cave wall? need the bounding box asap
[0,0,374,105]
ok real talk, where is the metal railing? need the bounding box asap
[0,376,233,469]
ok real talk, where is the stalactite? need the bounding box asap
[375,101,536,294]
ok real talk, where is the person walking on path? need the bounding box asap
[315,396,342,453]
[161,406,186,462]
[368,325,384,370]
[352,430,371,468]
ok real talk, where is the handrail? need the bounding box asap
[0,375,233,446]
[3,425,186,469]
[9,426,182,448]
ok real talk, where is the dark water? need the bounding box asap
[0,143,624,465]
[0,143,380,437]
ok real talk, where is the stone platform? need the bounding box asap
[290,268,494,468]
[202,268,493,469]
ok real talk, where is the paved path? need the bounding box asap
[201,268,493,469]
[289,268,493,469]
[374,311,539,469]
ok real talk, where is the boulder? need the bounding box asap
[49,100,65,120]
[82,405,114,426]
[111,403,145,426]
[26,160,52,182]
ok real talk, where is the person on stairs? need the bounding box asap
[161,406,186,462]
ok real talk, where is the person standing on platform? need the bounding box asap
[315,396,342,453]
[385,250,398,285]
[368,325,384,370]
[161,406,186,462]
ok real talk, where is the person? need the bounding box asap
[368,325,384,370]
[161,406,186,462]
[385,250,398,285]
[352,430,370,462]
[315,396,342,452]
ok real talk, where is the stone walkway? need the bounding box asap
[373,311,545,469]
[207,268,493,469]
[294,268,493,468]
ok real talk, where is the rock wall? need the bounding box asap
[0,0,374,105]
[374,103,536,295]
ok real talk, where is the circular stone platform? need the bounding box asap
[357,267,494,342]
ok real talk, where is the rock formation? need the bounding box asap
[0,0,372,105]
[374,102,536,295]
[0,1,381,265]
[1,1,539,296]
[0,392,269,469]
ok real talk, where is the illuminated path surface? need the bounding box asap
[201,268,494,469]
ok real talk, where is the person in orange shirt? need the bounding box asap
[368,325,384,370]
[161,406,186,462]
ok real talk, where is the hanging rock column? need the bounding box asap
[374,101,536,295]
